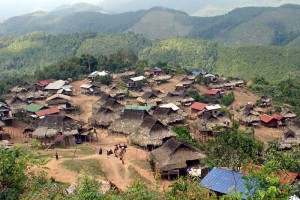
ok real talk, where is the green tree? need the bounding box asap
[75,174,100,200]
[205,121,263,170]
[219,91,235,106]
[243,161,292,200]
[93,75,113,86]
[172,126,202,149]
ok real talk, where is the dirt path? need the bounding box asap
[38,130,159,191]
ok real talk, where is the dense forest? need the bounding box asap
[0,32,299,84]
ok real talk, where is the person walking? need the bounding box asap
[55,152,59,160]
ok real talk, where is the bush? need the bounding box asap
[219,91,235,106]
[93,75,113,85]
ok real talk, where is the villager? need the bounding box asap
[109,149,113,155]
[99,147,102,155]
[55,152,59,160]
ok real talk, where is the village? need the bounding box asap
[0,67,299,198]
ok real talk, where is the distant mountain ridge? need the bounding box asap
[0,4,300,46]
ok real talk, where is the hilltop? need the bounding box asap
[1,5,300,45]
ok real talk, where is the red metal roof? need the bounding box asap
[36,79,56,87]
[190,102,208,111]
[243,164,299,185]
[271,113,283,121]
[35,107,60,117]
[260,114,273,123]
[205,89,220,95]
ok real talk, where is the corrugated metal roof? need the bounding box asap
[35,107,60,117]
[124,105,151,112]
[45,80,65,90]
[25,103,44,113]
[130,76,146,82]
[200,167,248,199]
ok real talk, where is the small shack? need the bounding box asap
[9,96,28,115]
[150,137,206,179]
[238,103,261,126]
[46,94,72,110]
[127,76,146,90]
[152,105,186,126]
[44,80,66,94]
[279,126,300,150]
[128,116,176,150]
[260,114,282,128]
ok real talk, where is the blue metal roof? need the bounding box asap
[200,167,249,199]
[192,71,201,76]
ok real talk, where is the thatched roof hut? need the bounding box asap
[150,137,206,174]
[32,115,84,139]
[152,107,186,126]
[238,103,262,126]
[9,96,28,114]
[108,109,150,135]
[196,111,231,133]
[281,109,297,121]
[89,98,122,127]
[279,126,300,150]
[128,116,176,150]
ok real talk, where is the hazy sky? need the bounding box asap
[0,0,299,20]
[0,0,104,20]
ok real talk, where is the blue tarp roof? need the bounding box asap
[192,71,201,76]
[200,167,249,199]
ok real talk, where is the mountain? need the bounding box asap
[51,3,111,16]
[192,0,300,16]
[0,32,299,84]
[0,5,300,46]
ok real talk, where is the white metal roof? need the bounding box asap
[206,104,221,111]
[89,71,109,77]
[130,76,146,82]
[45,80,65,90]
[80,84,93,89]
[160,103,180,111]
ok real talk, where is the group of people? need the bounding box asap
[98,143,127,164]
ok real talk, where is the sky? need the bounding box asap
[0,0,299,21]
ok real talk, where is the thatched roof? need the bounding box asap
[89,98,122,127]
[0,120,5,127]
[150,137,206,172]
[32,127,58,139]
[279,126,300,149]
[89,108,121,127]
[108,109,150,135]
[152,107,186,126]
[196,111,231,132]
[46,94,71,102]
[9,96,28,113]
[238,104,261,124]
[38,115,84,132]
[128,116,176,148]
[153,75,171,82]
[10,82,31,93]
[281,109,297,119]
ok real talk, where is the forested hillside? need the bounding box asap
[0,32,299,84]
[1,5,300,46]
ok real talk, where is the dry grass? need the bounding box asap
[61,159,105,177]
[127,165,151,185]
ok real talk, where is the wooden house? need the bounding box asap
[45,94,71,110]
[35,79,56,90]
[9,96,28,115]
[196,108,231,139]
[152,75,171,85]
[136,90,165,107]
[88,98,122,128]
[108,107,151,135]
[150,67,163,76]
[238,103,261,126]
[153,105,186,126]
[44,80,66,94]
[260,114,283,128]
[127,76,146,90]
[259,96,272,107]
[190,102,208,114]
[279,126,300,150]
[35,107,60,118]
[128,115,176,150]
[150,137,206,179]
[0,102,12,125]
[31,115,84,148]
[204,89,222,103]
[10,82,31,94]
[281,109,297,122]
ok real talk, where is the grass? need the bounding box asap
[61,159,106,178]
[129,160,152,171]
[128,165,151,185]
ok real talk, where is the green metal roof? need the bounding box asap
[124,105,151,112]
[24,103,44,113]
